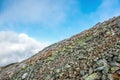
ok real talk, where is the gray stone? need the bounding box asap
[102,75,107,80]
[84,73,100,80]
[89,67,93,74]
[95,66,105,71]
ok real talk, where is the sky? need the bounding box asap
[0,0,120,66]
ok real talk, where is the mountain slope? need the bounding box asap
[0,16,120,80]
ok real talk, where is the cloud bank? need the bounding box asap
[0,31,49,66]
[0,0,76,27]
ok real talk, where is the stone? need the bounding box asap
[108,74,114,80]
[110,67,119,73]
[65,64,71,68]
[102,75,107,80]
[84,73,100,80]
[89,67,93,74]
[22,72,28,79]
[95,66,105,71]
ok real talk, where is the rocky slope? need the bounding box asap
[0,16,120,80]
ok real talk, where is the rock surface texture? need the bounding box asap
[0,16,120,80]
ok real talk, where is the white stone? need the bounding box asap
[22,72,28,79]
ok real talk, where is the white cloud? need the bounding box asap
[0,31,49,66]
[98,0,120,20]
[0,0,76,27]
[90,0,120,22]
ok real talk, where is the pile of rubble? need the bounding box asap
[0,16,120,80]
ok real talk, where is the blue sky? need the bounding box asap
[0,0,120,66]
